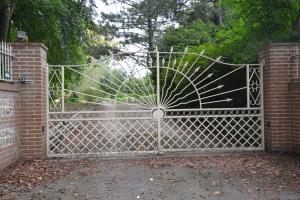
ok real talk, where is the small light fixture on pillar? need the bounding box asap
[17,31,28,42]
[19,74,33,84]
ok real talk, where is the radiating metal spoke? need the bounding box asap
[90,87,152,109]
[163,58,220,107]
[201,87,247,100]
[105,63,155,107]
[47,48,263,157]
[164,73,213,107]
[202,98,232,105]
[166,98,200,109]
[193,56,221,81]
[162,51,204,107]
[127,56,156,107]
[65,66,153,108]
[111,54,156,108]
[161,47,173,107]
[200,85,224,95]
[65,89,151,109]
[198,65,246,91]
[161,47,188,105]
[162,61,189,105]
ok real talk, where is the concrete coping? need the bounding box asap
[0,81,19,92]
[8,42,48,51]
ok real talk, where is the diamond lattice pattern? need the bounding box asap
[48,110,263,156]
[161,115,262,150]
[49,118,158,156]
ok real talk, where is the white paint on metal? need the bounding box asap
[0,42,14,81]
[47,49,264,157]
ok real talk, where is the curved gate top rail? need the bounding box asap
[47,48,264,157]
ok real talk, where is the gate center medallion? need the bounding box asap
[152,108,165,120]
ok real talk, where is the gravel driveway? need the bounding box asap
[1,153,299,200]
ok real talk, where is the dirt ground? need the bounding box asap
[0,153,299,200]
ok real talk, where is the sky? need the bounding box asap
[94,1,144,52]
[94,1,148,76]
[94,1,122,20]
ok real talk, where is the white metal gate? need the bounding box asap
[47,49,263,157]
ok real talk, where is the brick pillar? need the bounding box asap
[259,43,300,153]
[289,80,300,153]
[10,43,48,159]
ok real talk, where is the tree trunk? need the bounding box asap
[0,0,17,42]
[147,20,154,52]
[218,0,222,25]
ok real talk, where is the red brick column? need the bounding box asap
[289,80,300,153]
[259,43,300,153]
[10,43,48,159]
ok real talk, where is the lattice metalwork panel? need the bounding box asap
[160,110,263,151]
[165,109,261,117]
[48,117,158,157]
[47,49,264,157]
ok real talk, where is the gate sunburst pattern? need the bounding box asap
[48,48,263,157]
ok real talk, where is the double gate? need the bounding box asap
[47,49,263,157]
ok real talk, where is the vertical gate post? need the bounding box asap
[259,43,300,153]
[10,43,48,159]
[156,48,161,152]
[246,65,250,108]
[61,65,65,112]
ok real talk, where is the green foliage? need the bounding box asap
[87,26,120,59]
[6,0,300,109]
[182,0,224,25]
[156,0,300,108]
[159,0,300,64]
[100,0,189,51]
[10,0,96,64]
[217,0,300,63]
[71,60,153,103]
[159,21,218,52]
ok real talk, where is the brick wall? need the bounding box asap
[1,42,300,170]
[259,43,300,153]
[1,43,48,169]
[0,83,19,170]
[9,43,48,159]
[289,80,300,153]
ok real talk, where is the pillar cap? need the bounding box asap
[8,42,48,51]
[260,43,300,51]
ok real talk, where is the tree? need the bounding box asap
[218,0,300,63]
[155,0,300,108]
[0,0,17,41]
[159,0,300,63]
[182,0,224,26]
[87,26,119,59]
[8,0,96,64]
[100,0,189,52]
[159,20,218,52]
